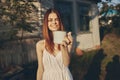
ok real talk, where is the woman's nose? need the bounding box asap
[52,19,56,24]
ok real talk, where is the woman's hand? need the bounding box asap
[61,32,73,53]
[61,32,73,47]
[67,32,73,45]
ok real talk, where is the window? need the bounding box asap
[77,2,90,32]
[54,1,73,32]
[54,1,92,33]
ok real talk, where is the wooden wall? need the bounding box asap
[0,38,39,69]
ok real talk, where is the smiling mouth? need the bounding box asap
[51,25,58,27]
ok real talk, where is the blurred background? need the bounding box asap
[0,0,120,80]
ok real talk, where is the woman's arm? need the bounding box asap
[61,32,73,67]
[61,45,70,67]
[36,41,44,80]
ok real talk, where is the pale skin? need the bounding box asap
[36,12,73,80]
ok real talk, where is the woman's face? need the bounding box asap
[48,12,60,31]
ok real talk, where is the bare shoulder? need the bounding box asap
[36,40,45,52]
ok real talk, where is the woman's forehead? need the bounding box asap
[48,12,58,19]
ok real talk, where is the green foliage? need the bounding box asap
[100,2,109,15]
[112,16,120,36]
[0,0,38,40]
[99,2,120,37]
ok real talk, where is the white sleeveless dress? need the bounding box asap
[42,49,73,80]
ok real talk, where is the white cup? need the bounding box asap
[53,31,66,44]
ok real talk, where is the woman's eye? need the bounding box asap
[48,18,59,22]
[48,19,52,22]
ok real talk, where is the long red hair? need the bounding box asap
[42,8,64,53]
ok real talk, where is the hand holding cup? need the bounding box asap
[61,32,73,47]
[53,31,73,46]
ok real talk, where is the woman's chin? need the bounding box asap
[51,29,59,31]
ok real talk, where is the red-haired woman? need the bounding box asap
[36,8,73,80]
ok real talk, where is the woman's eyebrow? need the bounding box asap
[48,18,59,20]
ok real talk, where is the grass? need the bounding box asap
[100,33,120,80]
[70,50,100,80]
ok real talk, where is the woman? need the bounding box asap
[36,8,73,80]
